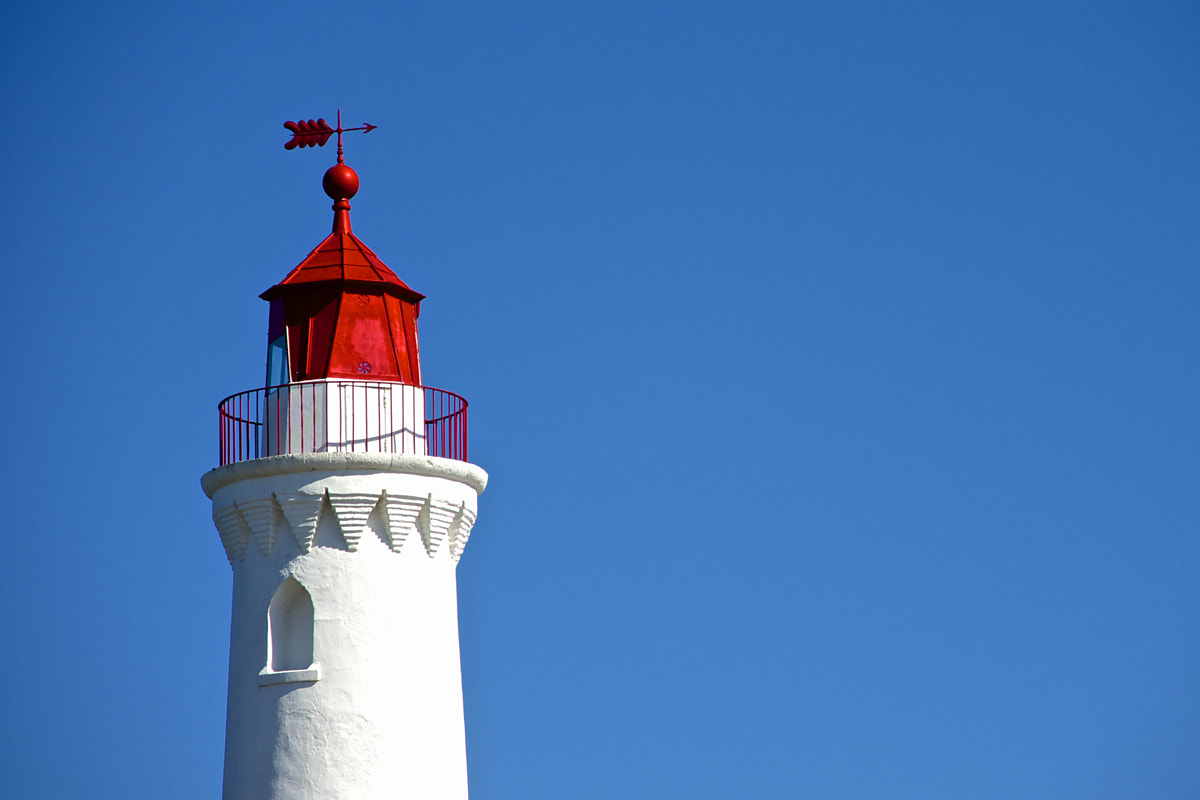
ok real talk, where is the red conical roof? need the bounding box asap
[260,224,424,304]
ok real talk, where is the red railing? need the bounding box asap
[217,381,468,466]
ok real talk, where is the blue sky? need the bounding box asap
[2,1,1198,797]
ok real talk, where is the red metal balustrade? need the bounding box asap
[217,382,468,466]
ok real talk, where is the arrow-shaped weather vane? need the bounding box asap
[284,109,376,163]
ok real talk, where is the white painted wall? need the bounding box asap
[203,454,486,800]
[262,380,426,457]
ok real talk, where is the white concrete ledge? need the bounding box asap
[258,666,322,686]
[202,453,488,498]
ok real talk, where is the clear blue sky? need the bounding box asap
[2,1,1198,797]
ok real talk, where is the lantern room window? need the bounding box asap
[266,300,290,387]
[267,335,288,387]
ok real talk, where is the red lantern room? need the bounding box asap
[260,161,424,386]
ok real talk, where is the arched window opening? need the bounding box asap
[266,577,314,673]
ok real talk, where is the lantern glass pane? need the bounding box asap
[267,335,288,387]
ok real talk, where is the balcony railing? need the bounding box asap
[217,381,468,466]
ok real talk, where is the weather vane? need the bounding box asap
[283,110,377,163]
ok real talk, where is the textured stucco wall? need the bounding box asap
[204,455,486,800]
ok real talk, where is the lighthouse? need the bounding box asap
[201,125,486,800]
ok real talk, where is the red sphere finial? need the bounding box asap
[323,163,359,200]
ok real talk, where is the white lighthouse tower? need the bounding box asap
[201,131,486,800]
